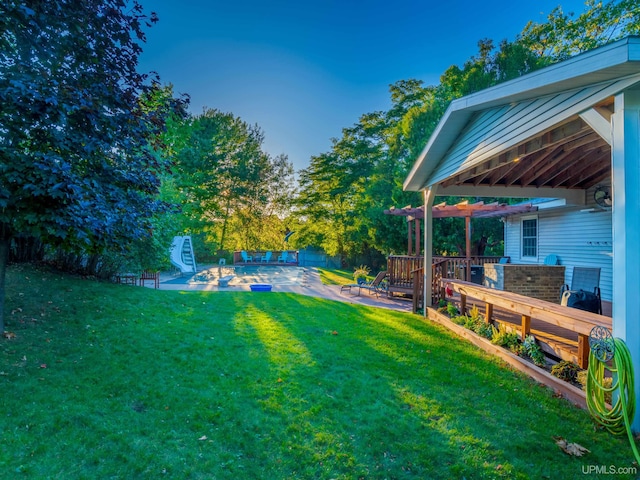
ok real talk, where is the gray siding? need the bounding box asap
[504,188,612,301]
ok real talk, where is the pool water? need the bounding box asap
[190,265,305,286]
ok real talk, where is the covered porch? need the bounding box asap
[402,37,640,425]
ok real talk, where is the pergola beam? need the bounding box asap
[384,202,538,220]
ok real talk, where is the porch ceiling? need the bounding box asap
[440,101,612,191]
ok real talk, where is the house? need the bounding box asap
[403,36,640,428]
[503,193,612,307]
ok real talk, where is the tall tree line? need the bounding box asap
[163,108,295,260]
[293,0,640,264]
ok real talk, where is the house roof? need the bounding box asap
[403,36,640,195]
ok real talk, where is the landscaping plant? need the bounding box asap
[491,322,520,352]
[552,360,581,384]
[523,334,547,367]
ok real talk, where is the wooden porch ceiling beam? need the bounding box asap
[471,130,600,188]
[442,118,592,187]
[475,144,555,188]
[553,149,611,188]
[537,148,592,187]
[488,155,534,186]
[504,134,608,189]
[517,146,574,186]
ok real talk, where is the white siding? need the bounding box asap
[505,189,612,301]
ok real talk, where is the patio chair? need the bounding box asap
[261,251,273,263]
[544,254,560,265]
[560,266,602,314]
[241,251,253,263]
[341,271,388,297]
[359,271,389,297]
[277,252,287,263]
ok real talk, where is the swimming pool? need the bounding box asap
[189,265,306,286]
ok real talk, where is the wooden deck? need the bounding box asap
[233,250,299,265]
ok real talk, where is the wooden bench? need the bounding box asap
[116,273,138,285]
[139,271,160,289]
[218,275,235,287]
[447,280,612,368]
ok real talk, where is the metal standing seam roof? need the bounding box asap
[404,36,640,192]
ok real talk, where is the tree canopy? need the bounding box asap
[0,0,187,331]
[162,108,295,259]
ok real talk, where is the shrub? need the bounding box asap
[456,305,493,339]
[450,315,468,326]
[522,335,546,367]
[446,303,459,317]
[509,343,524,356]
[436,299,448,314]
[551,361,581,383]
[491,323,519,350]
[474,322,494,339]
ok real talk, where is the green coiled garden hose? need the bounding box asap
[586,326,640,464]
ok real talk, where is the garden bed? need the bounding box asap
[425,306,588,409]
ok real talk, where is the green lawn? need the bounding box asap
[0,265,636,479]
[317,267,355,285]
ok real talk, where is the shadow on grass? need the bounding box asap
[1,268,637,479]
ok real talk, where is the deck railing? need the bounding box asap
[432,256,507,282]
[387,255,423,294]
[445,280,611,368]
[387,255,507,311]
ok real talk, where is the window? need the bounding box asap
[521,217,538,258]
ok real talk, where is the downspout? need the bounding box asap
[423,185,437,318]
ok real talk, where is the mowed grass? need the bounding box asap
[0,265,636,479]
[317,268,360,285]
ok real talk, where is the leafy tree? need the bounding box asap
[170,109,295,257]
[519,0,640,61]
[0,1,186,332]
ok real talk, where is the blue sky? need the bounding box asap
[138,0,589,172]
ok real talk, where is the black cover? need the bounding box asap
[565,289,600,314]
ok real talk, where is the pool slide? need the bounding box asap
[170,236,197,274]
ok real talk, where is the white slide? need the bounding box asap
[170,236,197,274]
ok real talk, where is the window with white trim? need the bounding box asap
[521,216,538,258]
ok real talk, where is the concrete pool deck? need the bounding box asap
[157,266,413,313]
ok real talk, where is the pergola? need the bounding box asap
[384,201,537,258]
[402,37,640,429]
